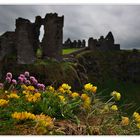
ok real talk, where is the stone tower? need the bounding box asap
[15,18,36,64]
[42,13,64,60]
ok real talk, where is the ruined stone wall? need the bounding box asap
[42,13,64,60]
[0,31,16,61]
[15,18,36,64]
[63,38,86,48]
[88,32,120,51]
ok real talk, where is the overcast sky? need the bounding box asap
[0,5,140,49]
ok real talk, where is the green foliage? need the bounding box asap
[63,48,81,54]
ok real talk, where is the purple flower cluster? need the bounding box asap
[5,72,17,85]
[5,72,12,83]
[37,83,45,91]
[3,71,46,91]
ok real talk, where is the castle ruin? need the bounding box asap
[0,13,64,64]
[0,12,120,65]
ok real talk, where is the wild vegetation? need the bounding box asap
[0,71,140,135]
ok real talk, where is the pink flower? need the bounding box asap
[0,83,4,89]
[19,74,25,79]
[25,80,31,85]
[32,79,38,85]
[37,83,45,91]
[12,79,17,85]
[18,76,24,83]
[6,72,12,79]
[24,71,30,77]
[30,76,35,81]
[6,77,11,83]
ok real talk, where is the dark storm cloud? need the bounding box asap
[0,5,140,49]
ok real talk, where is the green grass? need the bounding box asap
[62,48,81,55]
[96,79,140,115]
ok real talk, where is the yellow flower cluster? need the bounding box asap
[110,105,118,111]
[58,87,65,94]
[25,92,41,102]
[111,91,121,101]
[48,86,55,92]
[27,86,35,91]
[35,114,54,128]
[133,112,140,128]
[84,83,97,93]
[58,95,65,103]
[58,83,72,94]
[81,94,91,109]
[21,85,35,91]
[11,111,36,120]
[21,84,28,90]
[120,116,129,126]
[61,83,71,90]
[7,93,20,99]
[0,99,9,107]
[71,92,79,98]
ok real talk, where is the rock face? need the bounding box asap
[15,18,36,64]
[88,31,120,51]
[42,13,64,60]
[0,31,16,61]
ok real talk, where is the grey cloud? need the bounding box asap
[0,5,140,49]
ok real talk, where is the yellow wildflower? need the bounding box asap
[111,91,121,101]
[35,114,54,128]
[7,93,20,99]
[83,97,91,109]
[136,123,140,129]
[66,90,72,95]
[58,87,65,94]
[22,90,29,95]
[21,84,28,90]
[81,94,89,100]
[133,112,139,118]
[84,83,93,91]
[92,86,97,93]
[25,93,40,102]
[58,95,65,103]
[110,105,118,111]
[71,92,79,98]
[48,86,55,92]
[11,111,36,120]
[0,99,9,107]
[27,86,35,91]
[61,83,71,90]
[121,116,129,126]
[135,115,140,123]
[34,92,41,98]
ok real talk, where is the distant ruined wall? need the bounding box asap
[88,32,120,51]
[63,38,86,48]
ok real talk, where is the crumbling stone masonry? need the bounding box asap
[15,18,37,64]
[0,13,64,64]
[42,13,64,60]
[88,32,120,51]
[0,31,16,61]
[63,38,86,48]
